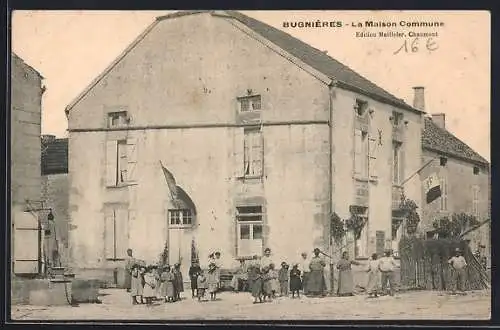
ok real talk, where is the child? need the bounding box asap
[189,261,202,298]
[207,263,219,301]
[249,265,263,304]
[130,264,143,305]
[269,263,279,298]
[366,253,381,298]
[142,266,157,305]
[173,263,184,301]
[278,262,289,297]
[262,266,273,302]
[139,266,147,304]
[160,265,175,303]
[197,269,208,302]
[289,264,302,299]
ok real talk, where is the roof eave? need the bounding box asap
[422,145,490,167]
[336,81,424,115]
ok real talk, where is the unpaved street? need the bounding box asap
[11,289,490,321]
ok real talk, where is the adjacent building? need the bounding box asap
[65,11,424,285]
[11,53,44,276]
[41,135,69,269]
[416,89,490,265]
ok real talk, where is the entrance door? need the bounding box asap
[167,209,194,278]
[13,211,40,275]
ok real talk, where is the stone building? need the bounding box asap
[41,135,69,269]
[11,53,44,276]
[416,88,490,265]
[65,11,423,285]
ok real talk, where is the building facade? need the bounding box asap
[11,53,44,276]
[65,11,423,284]
[41,135,69,269]
[419,109,490,264]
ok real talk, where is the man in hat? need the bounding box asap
[378,249,398,296]
[448,248,467,294]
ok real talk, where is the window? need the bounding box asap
[440,157,448,166]
[440,177,448,211]
[236,206,264,257]
[472,185,480,218]
[392,111,404,127]
[392,142,402,185]
[473,166,480,175]
[351,206,368,258]
[355,99,368,117]
[168,209,193,226]
[108,111,128,128]
[244,129,263,177]
[104,208,129,260]
[106,139,137,187]
[354,129,368,178]
[238,95,262,112]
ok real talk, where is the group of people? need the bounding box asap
[124,245,468,305]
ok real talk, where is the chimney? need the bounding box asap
[412,86,425,112]
[431,113,446,129]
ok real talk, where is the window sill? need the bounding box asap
[353,176,369,182]
[354,256,369,261]
[106,182,138,189]
[105,258,125,262]
[169,225,194,229]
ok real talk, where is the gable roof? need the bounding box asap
[41,138,68,175]
[65,10,422,115]
[12,52,44,79]
[422,118,488,166]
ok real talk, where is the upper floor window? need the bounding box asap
[108,111,128,128]
[169,209,193,227]
[354,129,368,178]
[105,138,137,187]
[391,111,404,127]
[238,95,262,112]
[473,166,480,175]
[355,99,368,117]
[244,128,263,177]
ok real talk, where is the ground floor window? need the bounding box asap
[236,205,264,257]
[168,209,193,227]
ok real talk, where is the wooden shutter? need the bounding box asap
[104,209,115,259]
[14,211,40,274]
[115,209,129,259]
[105,140,118,187]
[399,144,405,185]
[376,231,385,257]
[127,137,138,182]
[234,128,245,178]
[354,129,362,175]
[368,135,378,179]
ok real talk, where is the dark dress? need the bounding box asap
[262,271,273,295]
[308,256,327,295]
[189,265,201,290]
[173,269,184,295]
[248,266,263,298]
[290,268,302,291]
[337,258,354,296]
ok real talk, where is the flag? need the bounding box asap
[424,172,441,204]
[160,161,178,201]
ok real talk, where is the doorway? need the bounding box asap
[167,209,195,277]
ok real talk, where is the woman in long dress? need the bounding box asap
[307,248,327,297]
[366,253,381,298]
[337,251,360,296]
[207,263,219,301]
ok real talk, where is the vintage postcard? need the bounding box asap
[10,10,490,321]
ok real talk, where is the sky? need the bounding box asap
[11,10,490,161]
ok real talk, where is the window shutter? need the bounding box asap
[106,140,118,186]
[127,137,138,182]
[253,131,264,176]
[115,209,130,259]
[368,135,378,179]
[354,129,362,175]
[234,128,245,178]
[104,209,115,259]
[399,145,405,185]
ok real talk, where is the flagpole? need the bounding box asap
[399,156,438,188]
